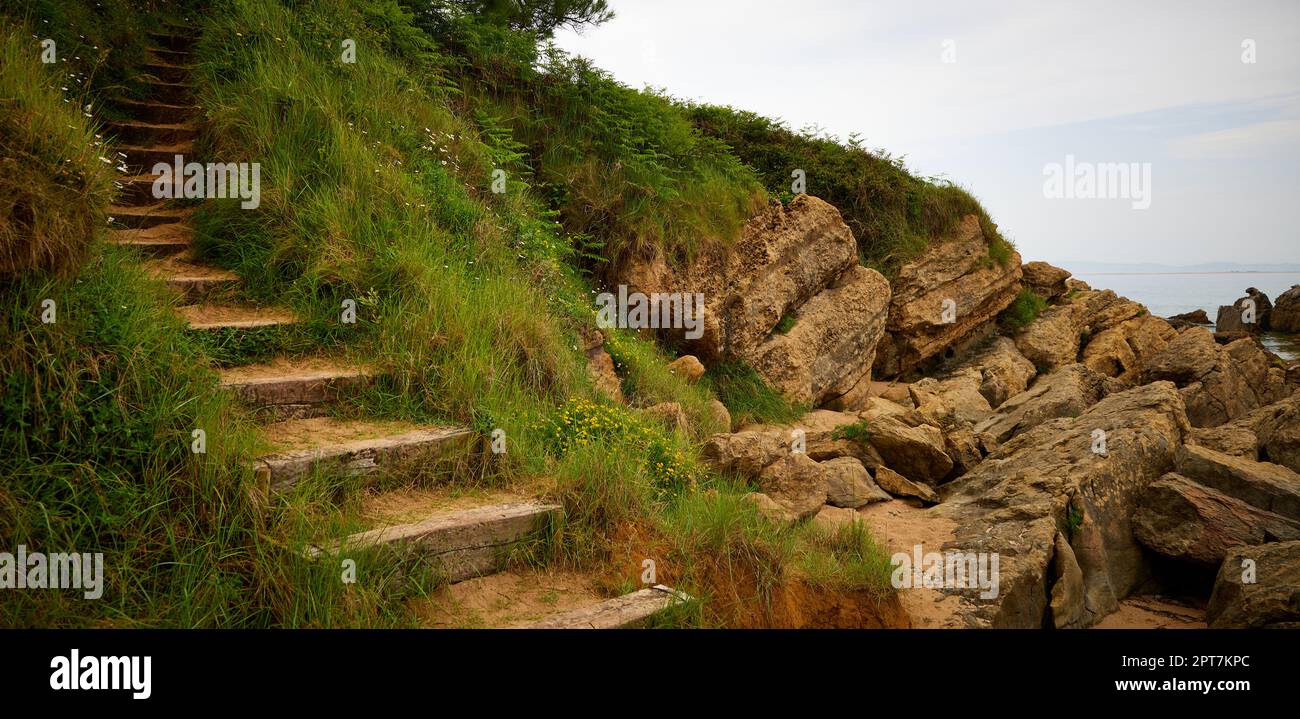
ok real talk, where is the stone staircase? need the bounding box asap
[105,24,687,629]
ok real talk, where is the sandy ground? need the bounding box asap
[410,569,603,628]
[1093,596,1207,629]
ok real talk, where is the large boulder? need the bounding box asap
[757,453,830,521]
[873,215,1022,377]
[1207,541,1300,628]
[1175,444,1300,521]
[748,265,892,404]
[860,412,953,484]
[1214,288,1273,333]
[1145,327,1291,427]
[701,430,789,478]
[1081,314,1178,385]
[963,337,1037,408]
[820,457,891,507]
[1271,285,1300,333]
[929,381,1192,628]
[611,195,891,406]
[1021,261,1071,302]
[973,363,1112,443]
[1015,289,1148,373]
[1132,473,1300,567]
[1191,395,1300,473]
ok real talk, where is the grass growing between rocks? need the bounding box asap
[4,0,901,627]
[686,104,1009,279]
[1002,287,1048,332]
[705,361,807,427]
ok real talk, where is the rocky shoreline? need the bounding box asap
[597,196,1300,628]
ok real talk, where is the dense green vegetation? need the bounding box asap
[687,105,1012,277]
[0,0,1016,628]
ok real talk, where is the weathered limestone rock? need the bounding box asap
[820,456,891,508]
[612,195,891,406]
[1049,532,1086,629]
[973,363,1111,443]
[1176,444,1300,521]
[873,465,939,504]
[1190,395,1300,472]
[1168,309,1210,326]
[1081,314,1178,384]
[1214,288,1273,333]
[1207,540,1300,628]
[1132,473,1300,567]
[1271,285,1300,333]
[757,453,830,520]
[1145,327,1291,427]
[708,399,732,432]
[748,265,892,404]
[1021,261,1071,301]
[863,413,953,484]
[812,504,862,533]
[1015,304,1080,371]
[962,336,1037,408]
[644,401,688,434]
[666,354,705,383]
[874,214,1022,377]
[701,430,788,478]
[932,381,1192,628]
[581,326,624,403]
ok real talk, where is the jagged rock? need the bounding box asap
[744,492,797,527]
[1176,444,1300,521]
[1049,532,1086,629]
[962,337,1037,408]
[1021,261,1071,301]
[944,428,983,477]
[1080,314,1178,384]
[908,370,992,427]
[1132,473,1300,567]
[1190,395,1300,473]
[873,466,939,504]
[708,399,732,433]
[612,195,891,406]
[1145,328,1291,427]
[862,413,953,484]
[1215,288,1273,333]
[701,430,787,478]
[757,453,830,520]
[973,363,1111,443]
[1207,541,1300,628]
[1015,304,1079,371]
[1168,309,1210,325]
[748,265,892,404]
[932,381,1192,628]
[873,214,1022,377]
[820,457,891,508]
[1068,495,1121,624]
[1272,285,1300,333]
[666,355,705,383]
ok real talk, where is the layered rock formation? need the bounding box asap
[611,195,891,406]
[1273,285,1300,333]
[872,215,1022,378]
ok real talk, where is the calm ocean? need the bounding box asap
[1074,272,1300,361]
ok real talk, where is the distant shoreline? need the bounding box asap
[1077,271,1300,277]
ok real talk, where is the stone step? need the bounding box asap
[306,501,561,584]
[115,173,182,206]
[108,202,194,229]
[142,61,190,83]
[217,358,377,419]
[513,586,692,629]
[106,223,192,256]
[147,32,196,53]
[113,98,195,124]
[147,47,192,64]
[141,78,191,105]
[115,141,194,174]
[177,303,298,330]
[103,119,198,146]
[251,417,478,493]
[142,254,240,302]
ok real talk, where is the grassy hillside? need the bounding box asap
[1,0,909,628]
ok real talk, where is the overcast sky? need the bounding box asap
[554,0,1300,267]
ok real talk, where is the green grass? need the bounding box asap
[704,361,807,427]
[686,104,1010,278]
[1002,287,1048,332]
[2,0,906,628]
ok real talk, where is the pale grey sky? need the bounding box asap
[554,0,1300,267]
